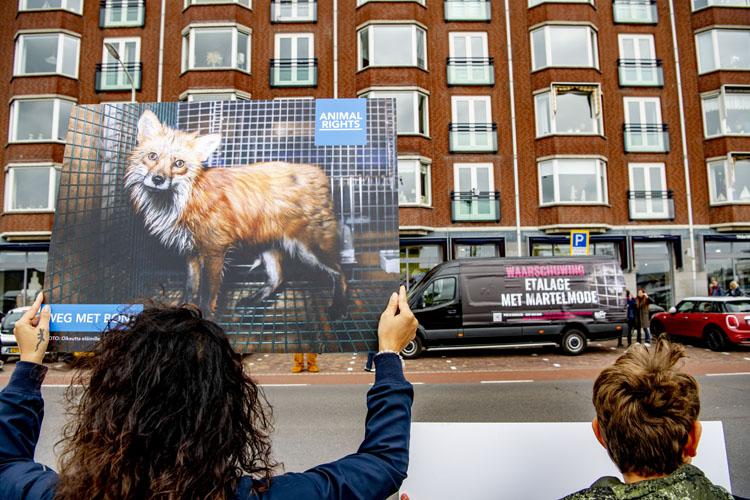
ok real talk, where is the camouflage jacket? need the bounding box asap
[562,464,734,500]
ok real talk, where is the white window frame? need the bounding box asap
[538,157,608,206]
[18,0,82,14]
[530,24,599,71]
[4,163,60,213]
[707,154,750,205]
[618,33,656,60]
[701,86,750,138]
[628,162,669,219]
[182,89,252,101]
[451,95,492,125]
[357,0,425,6]
[448,32,489,59]
[529,0,594,6]
[357,23,428,71]
[102,36,141,65]
[274,32,314,60]
[623,96,662,125]
[534,84,602,137]
[398,156,432,207]
[272,0,316,21]
[9,97,76,144]
[360,88,429,136]
[692,0,750,12]
[696,28,750,74]
[183,0,251,8]
[454,162,495,193]
[102,0,145,27]
[181,24,252,73]
[14,32,80,78]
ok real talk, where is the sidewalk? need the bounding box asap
[2,339,748,386]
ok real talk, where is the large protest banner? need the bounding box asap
[45,99,399,353]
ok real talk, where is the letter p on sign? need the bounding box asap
[570,230,590,256]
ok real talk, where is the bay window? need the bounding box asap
[361,89,429,135]
[534,84,602,137]
[702,87,750,137]
[358,24,427,70]
[531,25,598,70]
[538,158,608,205]
[14,32,80,78]
[398,157,431,206]
[4,164,59,212]
[9,97,75,143]
[696,29,750,73]
[182,24,251,72]
[708,155,750,204]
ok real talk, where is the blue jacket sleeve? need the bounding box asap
[0,362,58,500]
[250,352,414,500]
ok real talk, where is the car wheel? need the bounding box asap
[705,327,726,352]
[561,329,587,356]
[401,335,424,359]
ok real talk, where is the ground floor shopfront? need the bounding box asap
[400,228,750,310]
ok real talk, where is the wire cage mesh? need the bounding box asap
[46,99,399,353]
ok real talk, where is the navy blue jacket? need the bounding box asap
[0,354,413,500]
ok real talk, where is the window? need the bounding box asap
[4,165,59,212]
[101,0,145,27]
[618,34,662,86]
[452,162,499,221]
[454,162,494,195]
[531,241,620,259]
[398,157,431,206]
[272,33,315,86]
[623,97,668,152]
[538,158,607,205]
[362,89,428,135]
[421,277,456,308]
[271,0,316,21]
[184,0,251,7]
[0,251,48,314]
[529,0,594,5]
[450,96,497,152]
[705,240,750,295]
[530,25,598,70]
[676,301,696,313]
[634,241,673,308]
[454,242,502,259]
[693,0,750,10]
[696,29,750,73]
[358,0,425,5]
[401,244,444,289]
[19,0,82,13]
[708,155,750,204]
[99,38,140,91]
[184,90,251,101]
[444,0,491,21]
[702,88,750,137]
[612,0,658,24]
[358,24,427,70]
[448,32,493,85]
[534,85,601,137]
[9,98,75,143]
[14,33,80,78]
[628,163,672,219]
[182,25,251,72]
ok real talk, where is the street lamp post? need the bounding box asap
[104,43,136,103]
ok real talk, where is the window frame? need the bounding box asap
[183,0,251,8]
[628,162,670,218]
[701,86,750,138]
[18,0,82,14]
[14,32,81,79]
[692,0,750,12]
[530,24,599,71]
[695,28,750,74]
[537,157,608,206]
[707,154,750,205]
[357,0,425,6]
[3,163,60,213]
[534,84,602,137]
[181,24,252,73]
[360,88,430,136]
[357,23,428,71]
[529,0,594,6]
[623,96,663,125]
[453,162,495,193]
[451,95,492,125]
[9,97,76,144]
[448,31,489,59]
[398,156,432,208]
[101,0,145,28]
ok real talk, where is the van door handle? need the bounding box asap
[446,309,457,315]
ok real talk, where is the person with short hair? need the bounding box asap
[0,288,418,499]
[563,338,733,499]
[727,280,744,297]
[709,277,724,297]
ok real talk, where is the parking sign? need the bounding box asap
[570,230,590,256]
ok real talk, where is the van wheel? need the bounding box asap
[561,330,587,356]
[705,327,726,352]
[401,336,423,359]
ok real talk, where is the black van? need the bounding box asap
[402,256,628,358]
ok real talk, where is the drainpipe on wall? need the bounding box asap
[668,0,699,294]
[333,0,339,98]
[157,0,166,102]
[503,0,522,256]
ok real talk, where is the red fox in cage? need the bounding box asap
[124,110,348,318]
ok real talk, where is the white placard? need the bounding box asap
[400,422,732,500]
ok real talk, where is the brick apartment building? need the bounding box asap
[0,0,748,313]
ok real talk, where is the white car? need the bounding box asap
[0,306,28,362]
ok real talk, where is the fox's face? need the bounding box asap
[126,110,221,194]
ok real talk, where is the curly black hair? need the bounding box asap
[55,305,277,500]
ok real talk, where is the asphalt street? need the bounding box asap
[31,374,749,498]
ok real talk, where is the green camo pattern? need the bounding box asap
[561,464,733,500]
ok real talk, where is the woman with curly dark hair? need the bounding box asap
[0,288,417,499]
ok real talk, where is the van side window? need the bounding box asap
[422,277,456,308]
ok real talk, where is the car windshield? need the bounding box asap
[1,311,25,330]
[724,301,750,313]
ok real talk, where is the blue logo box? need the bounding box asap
[49,304,144,332]
[314,99,368,146]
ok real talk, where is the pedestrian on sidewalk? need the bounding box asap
[708,277,724,297]
[623,290,636,347]
[635,288,651,345]
[727,280,744,297]
[0,288,418,499]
